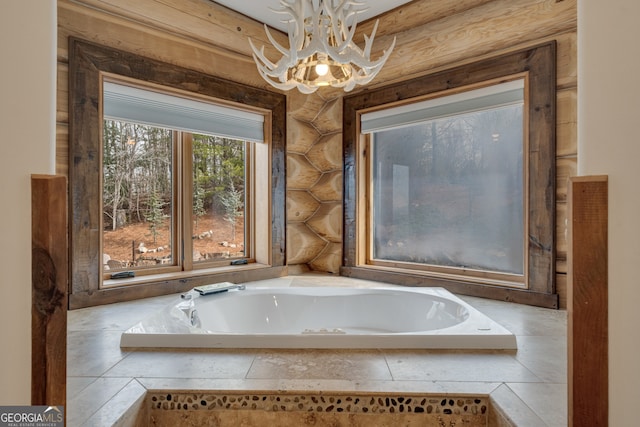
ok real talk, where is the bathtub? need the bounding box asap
[120,286,516,349]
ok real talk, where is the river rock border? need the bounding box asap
[148,392,488,416]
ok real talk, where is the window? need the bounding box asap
[69,39,286,308]
[101,80,264,279]
[363,79,527,286]
[343,43,558,308]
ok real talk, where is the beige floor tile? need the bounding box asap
[384,351,541,382]
[506,382,568,427]
[67,294,177,332]
[66,377,132,426]
[67,330,129,377]
[82,380,146,427]
[139,377,359,392]
[489,384,547,426]
[247,349,392,381]
[103,350,256,379]
[514,335,567,383]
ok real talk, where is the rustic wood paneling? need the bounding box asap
[55,124,68,177]
[31,175,67,409]
[363,0,575,90]
[58,0,268,89]
[72,0,287,57]
[556,273,567,311]
[556,31,578,90]
[556,202,568,267]
[557,88,578,157]
[357,0,495,39]
[557,157,578,203]
[56,63,68,123]
[568,175,608,426]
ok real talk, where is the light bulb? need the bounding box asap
[315,63,329,76]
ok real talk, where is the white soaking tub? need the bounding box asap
[120,286,516,349]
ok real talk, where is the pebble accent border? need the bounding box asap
[148,392,488,416]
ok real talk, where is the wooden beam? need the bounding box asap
[31,175,67,408]
[567,175,608,426]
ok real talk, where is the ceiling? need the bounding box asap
[212,0,414,32]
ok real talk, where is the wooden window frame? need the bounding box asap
[342,42,558,308]
[69,38,286,309]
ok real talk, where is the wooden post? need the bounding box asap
[31,175,67,408]
[567,175,608,426]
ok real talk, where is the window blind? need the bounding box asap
[103,81,265,143]
[360,79,525,134]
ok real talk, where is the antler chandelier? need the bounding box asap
[249,0,396,94]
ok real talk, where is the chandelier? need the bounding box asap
[249,0,396,94]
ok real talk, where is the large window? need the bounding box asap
[364,79,527,286]
[69,39,286,308]
[343,43,558,308]
[101,80,263,278]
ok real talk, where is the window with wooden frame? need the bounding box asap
[101,79,266,279]
[69,39,286,308]
[342,43,558,308]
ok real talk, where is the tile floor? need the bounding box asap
[67,274,567,426]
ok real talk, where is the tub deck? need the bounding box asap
[67,275,567,426]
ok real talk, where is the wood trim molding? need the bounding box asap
[68,38,286,308]
[342,42,557,308]
[567,175,608,426]
[31,175,67,408]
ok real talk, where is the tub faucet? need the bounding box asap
[193,282,246,296]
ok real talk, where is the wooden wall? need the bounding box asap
[57,0,576,307]
[56,0,282,175]
[286,0,577,306]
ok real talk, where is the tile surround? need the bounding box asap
[67,274,567,426]
[146,391,489,426]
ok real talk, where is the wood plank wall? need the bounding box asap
[57,0,576,307]
[353,0,577,307]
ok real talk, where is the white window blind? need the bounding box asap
[103,81,265,143]
[361,79,525,134]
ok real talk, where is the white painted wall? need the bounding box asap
[578,0,640,425]
[0,0,57,404]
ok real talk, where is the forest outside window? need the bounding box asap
[101,80,266,282]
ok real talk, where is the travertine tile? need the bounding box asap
[384,351,541,383]
[103,350,256,379]
[82,380,146,427]
[139,378,358,393]
[506,382,567,427]
[489,384,547,427]
[67,330,129,377]
[67,377,132,426]
[353,380,502,396]
[247,349,392,381]
[67,294,176,332]
[514,335,567,383]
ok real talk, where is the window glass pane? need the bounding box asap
[192,134,246,262]
[103,120,174,270]
[371,103,524,275]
